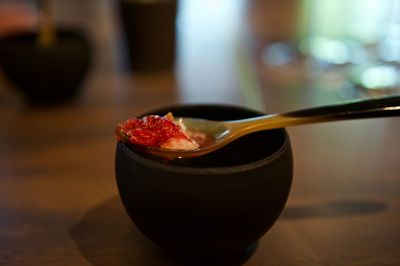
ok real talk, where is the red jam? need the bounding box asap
[116,113,197,149]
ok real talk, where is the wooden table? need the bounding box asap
[0,1,399,265]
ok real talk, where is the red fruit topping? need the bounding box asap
[116,114,195,148]
[128,128,160,146]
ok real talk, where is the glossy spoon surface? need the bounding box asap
[119,96,400,159]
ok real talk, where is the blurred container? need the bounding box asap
[118,0,177,72]
[246,0,301,43]
[0,29,91,105]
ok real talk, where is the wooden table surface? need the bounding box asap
[0,1,399,265]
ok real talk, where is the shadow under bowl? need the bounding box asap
[115,104,293,262]
[0,29,91,105]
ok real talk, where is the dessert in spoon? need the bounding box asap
[115,96,400,159]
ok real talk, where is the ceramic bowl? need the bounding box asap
[115,104,293,262]
[0,29,91,105]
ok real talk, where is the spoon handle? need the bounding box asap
[37,0,56,47]
[233,95,400,133]
[285,95,400,119]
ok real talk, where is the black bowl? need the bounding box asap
[0,29,91,105]
[115,104,293,262]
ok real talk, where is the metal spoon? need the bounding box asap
[119,96,400,159]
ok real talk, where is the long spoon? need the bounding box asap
[121,96,400,159]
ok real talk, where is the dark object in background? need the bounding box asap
[115,104,293,264]
[118,0,177,72]
[0,29,91,105]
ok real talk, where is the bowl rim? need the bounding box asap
[0,27,88,40]
[117,128,291,175]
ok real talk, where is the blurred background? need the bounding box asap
[0,0,399,112]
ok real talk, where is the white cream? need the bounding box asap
[160,113,206,150]
[161,137,199,150]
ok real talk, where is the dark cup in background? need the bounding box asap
[0,29,91,105]
[118,0,177,72]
